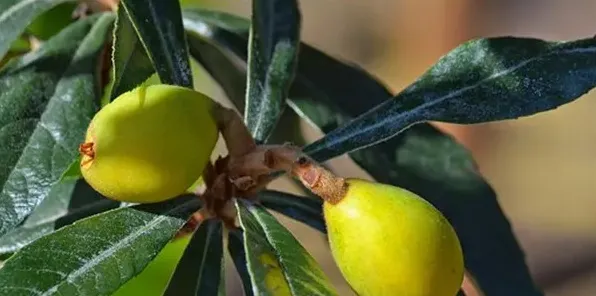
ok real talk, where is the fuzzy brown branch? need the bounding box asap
[227,143,348,204]
[212,104,257,157]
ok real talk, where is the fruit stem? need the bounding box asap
[211,104,256,157]
[211,104,347,203]
[290,155,347,205]
[247,144,348,204]
[198,160,239,228]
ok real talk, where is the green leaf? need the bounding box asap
[259,190,325,233]
[0,0,75,59]
[184,17,247,108]
[59,157,82,181]
[236,200,338,296]
[8,36,31,53]
[0,179,120,255]
[244,0,301,143]
[120,0,193,87]
[184,9,250,34]
[2,35,31,69]
[26,1,78,41]
[112,235,192,296]
[164,219,224,296]
[0,195,201,295]
[287,45,542,295]
[0,13,114,238]
[227,228,254,296]
[218,266,226,296]
[108,3,155,101]
[303,37,596,161]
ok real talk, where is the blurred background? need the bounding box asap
[188,0,596,295]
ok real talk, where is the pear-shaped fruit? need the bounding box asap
[80,84,218,203]
[324,178,464,296]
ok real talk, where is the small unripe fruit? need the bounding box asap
[324,179,464,296]
[80,84,218,203]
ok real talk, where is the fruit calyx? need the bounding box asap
[79,142,95,157]
[79,141,95,168]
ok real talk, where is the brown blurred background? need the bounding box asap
[189,0,596,295]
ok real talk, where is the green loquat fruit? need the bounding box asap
[324,178,464,296]
[80,84,218,203]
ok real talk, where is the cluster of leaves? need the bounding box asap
[1,0,596,295]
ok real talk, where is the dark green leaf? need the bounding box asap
[259,190,325,233]
[0,0,75,59]
[218,265,226,296]
[59,157,82,181]
[8,36,31,53]
[0,195,200,295]
[0,13,114,238]
[25,2,78,41]
[108,2,155,101]
[304,37,596,161]
[184,20,246,110]
[0,252,10,262]
[120,0,192,87]
[0,179,120,255]
[244,0,301,143]
[112,234,192,296]
[1,36,31,70]
[288,44,542,295]
[184,9,250,34]
[0,35,31,70]
[236,200,337,296]
[227,228,254,296]
[164,219,223,296]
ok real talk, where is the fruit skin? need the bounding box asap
[323,179,464,296]
[80,84,218,203]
